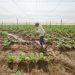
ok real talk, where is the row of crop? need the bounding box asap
[0,25,75,34]
[5,52,54,75]
[6,52,54,63]
[2,33,75,50]
[0,25,35,33]
[57,39,75,49]
[44,34,75,49]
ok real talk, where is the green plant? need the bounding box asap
[57,38,67,48]
[47,55,54,61]
[45,38,52,43]
[0,31,8,37]
[3,37,13,46]
[72,33,75,41]
[19,53,26,61]
[57,41,65,49]
[38,52,44,61]
[30,53,35,61]
[15,70,22,75]
[65,44,72,48]
[57,39,72,49]
[45,34,52,43]
[72,42,75,48]
[6,53,14,63]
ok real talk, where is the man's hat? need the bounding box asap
[35,22,39,26]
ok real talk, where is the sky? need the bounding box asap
[0,0,75,23]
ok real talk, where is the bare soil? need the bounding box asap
[0,33,75,75]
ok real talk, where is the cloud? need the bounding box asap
[0,0,75,23]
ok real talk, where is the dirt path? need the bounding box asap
[47,48,75,71]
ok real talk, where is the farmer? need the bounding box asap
[35,22,46,49]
